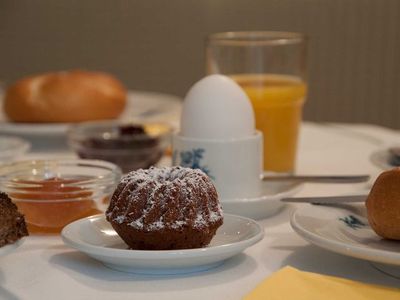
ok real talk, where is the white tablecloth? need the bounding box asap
[1,122,400,300]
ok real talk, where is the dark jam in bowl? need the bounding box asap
[72,124,170,173]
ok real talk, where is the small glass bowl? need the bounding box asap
[0,159,121,234]
[67,120,172,173]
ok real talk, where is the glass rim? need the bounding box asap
[0,159,122,184]
[207,31,306,46]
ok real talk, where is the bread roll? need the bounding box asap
[366,167,400,240]
[3,70,127,123]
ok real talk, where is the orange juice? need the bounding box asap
[232,74,307,173]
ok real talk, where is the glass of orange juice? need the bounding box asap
[206,31,307,174]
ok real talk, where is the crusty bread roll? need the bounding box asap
[4,70,127,123]
[366,167,400,240]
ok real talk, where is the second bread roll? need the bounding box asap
[366,167,400,240]
[4,70,127,123]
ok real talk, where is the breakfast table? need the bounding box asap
[1,93,400,299]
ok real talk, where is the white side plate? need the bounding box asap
[0,91,182,136]
[61,213,264,275]
[0,136,30,162]
[291,205,400,266]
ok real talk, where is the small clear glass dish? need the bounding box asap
[67,120,172,173]
[0,159,121,234]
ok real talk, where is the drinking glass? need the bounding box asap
[206,31,307,174]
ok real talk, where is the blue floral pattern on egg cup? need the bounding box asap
[339,215,366,229]
[173,148,214,179]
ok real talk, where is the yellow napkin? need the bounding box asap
[245,266,400,300]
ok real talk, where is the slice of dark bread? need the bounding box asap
[0,192,28,247]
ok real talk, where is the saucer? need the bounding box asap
[61,213,264,275]
[221,181,302,220]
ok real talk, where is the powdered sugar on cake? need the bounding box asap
[106,166,223,231]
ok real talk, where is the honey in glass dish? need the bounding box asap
[11,177,102,234]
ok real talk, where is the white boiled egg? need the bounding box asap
[180,75,255,139]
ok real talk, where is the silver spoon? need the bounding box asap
[281,194,366,204]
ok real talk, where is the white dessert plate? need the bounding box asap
[0,91,182,136]
[0,238,25,257]
[61,213,264,275]
[291,205,400,266]
[221,181,303,220]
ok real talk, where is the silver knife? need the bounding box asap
[262,175,370,183]
[281,194,367,204]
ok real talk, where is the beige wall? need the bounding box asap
[1,0,399,128]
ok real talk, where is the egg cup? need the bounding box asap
[172,131,263,200]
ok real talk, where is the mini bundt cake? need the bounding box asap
[0,192,28,247]
[106,166,223,250]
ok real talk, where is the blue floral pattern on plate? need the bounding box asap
[339,215,366,229]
